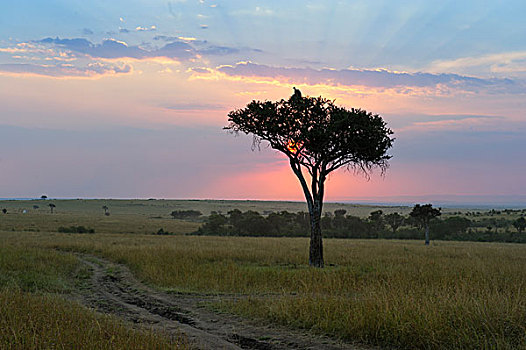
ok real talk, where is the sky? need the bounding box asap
[1,0,525,205]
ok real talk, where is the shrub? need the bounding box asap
[154,228,172,235]
[58,226,95,234]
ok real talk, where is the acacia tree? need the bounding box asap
[226,89,394,267]
[385,212,405,235]
[513,217,526,234]
[409,204,441,245]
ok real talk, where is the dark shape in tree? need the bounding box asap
[513,217,526,233]
[41,195,48,199]
[49,203,56,213]
[225,89,394,267]
[385,212,405,234]
[410,204,441,245]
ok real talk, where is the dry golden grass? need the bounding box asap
[4,230,526,349]
[0,289,186,350]
[0,238,188,349]
[0,211,199,235]
[0,198,415,218]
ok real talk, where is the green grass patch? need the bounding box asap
[0,245,80,293]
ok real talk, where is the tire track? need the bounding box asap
[75,254,373,350]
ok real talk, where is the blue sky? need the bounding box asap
[1,0,525,204]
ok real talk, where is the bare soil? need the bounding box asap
[73,254,375,350]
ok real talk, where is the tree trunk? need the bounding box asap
[309,200,324,267]
[288,158,325,268]
[424,223,430,245]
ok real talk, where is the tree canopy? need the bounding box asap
[226,88,393,182]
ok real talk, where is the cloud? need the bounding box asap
[135,25,157,32]
[154,35,204,43]
[162,103,225,111]
[37,37,197,61]
[428,51,526,76]
[189,67,210,74]
[0,62,131,78]
[398,115,509,133]
[212,62,526,94]
[232,6,275,17]
[198,45,239,55]
[82,28,94,35]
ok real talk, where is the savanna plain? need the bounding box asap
[1,199,525,349]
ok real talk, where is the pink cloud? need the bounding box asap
[212,62,525,95]
[0,62,132,78]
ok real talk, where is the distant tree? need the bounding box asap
[49,203,56,213]
[368,210,384,237]
[410,204,441,245]
[385,212,405,235]
[430,216,471,240]
[197,211,228,235]
[2,209,6,214]
[321,212,333,231]
[513,217,526,233]
[334,209,347,217]
[333,209,347,230]
[226,88,394,267]
[102,205,109,216]
[41,195,48,199]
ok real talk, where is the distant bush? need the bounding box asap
[58,226,95,234]
[170,210,202,220]
[153,228,172,235]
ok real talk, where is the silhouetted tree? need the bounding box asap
[333,209,347,230]
[49,203,56,213]
[410,204,441,245]
[385,212,405,234]
[334,209,347,217]
[41,195,47,199]
[197,211,228,235]
[226,88,394,267]
[368,210,384,237]
[513,217,526,233]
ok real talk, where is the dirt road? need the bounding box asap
[74,254,372,350]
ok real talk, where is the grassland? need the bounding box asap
[1,199,526,349]
[0,198,415,217]
[0,289,185,349]
[0,237,188,349]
